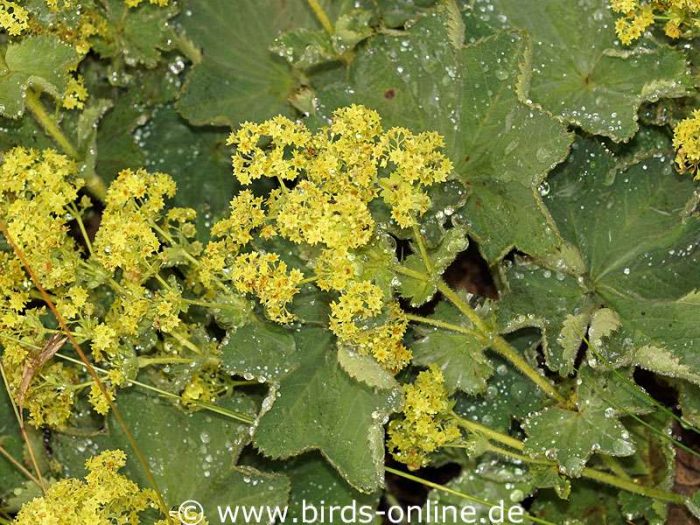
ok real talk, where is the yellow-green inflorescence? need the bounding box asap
[673,109,700,179]
[13,450,158,524]
[611,0,700,43]
[0,105,454,430]
[388,365,462,470]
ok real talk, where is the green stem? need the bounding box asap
[0,444,41,487]
[55,353,254,425]
[25,89,107,201]
[25,89,79,158]
[582,467,686,505]
[404,313,480,339]
[168,331,202,355]
[434,280,489,333]
[400,269,566,404]
[454,415,525,451]
[68,203,94,256]
[137,356,196,367]
[0,362,47,493]
[489,335,567,404]
[306,0,334,34]
[385,467,556,525]
[458,419,687,505]
[412,225,435,275]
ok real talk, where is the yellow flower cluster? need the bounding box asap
[329,281,411,371]
[611,0,700,43]
[0,0,29,35]
[388,365,461,470]
[215,105,452,368]
[14,450,157,524]
[0,149,221,426]
[673,109,700,178]
[125,0,169,7]
[94,168,176,281]
[231,251,304,323]
[62,75,88,110]
[0,147,83,289]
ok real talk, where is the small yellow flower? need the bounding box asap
[673,109,700,178]
[62,75,89,110]
[231,251,304,323]
[91,323,119,361]
[14,450,157,525]
[388,366,462,470]
[0,0,29,36]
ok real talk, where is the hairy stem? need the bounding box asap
[25,89,107,201]
[456,416,687,505]
[0,362,47,493]
[306,0,334,34]
[385,467,556,525]
[0,444,42,487]
[56,353,254,425]
[412,225,435,275]
[404,313,480,339]
[396,264,565,403]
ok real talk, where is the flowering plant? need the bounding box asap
[0,0,699,523]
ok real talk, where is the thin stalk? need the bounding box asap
[412,225,434,275]
[458,419,688,505]
[454,415,525,451]
[25,89,79,158]
[404,313,481,339]
[397,265,566,403]
[0,444,42,487]
[489,335,566,404]
[0,362,47,493]
[55,353,254,425]
[306,0,334,34]
[24,89,107,201]
[0,225,171,520]
[68,203,94,256]
[385,467,556,525]
[600,455,632,481]
[137,356,196,367]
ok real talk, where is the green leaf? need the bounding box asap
[53,389,268,512]
[177,0,320,126]
[480,0,691,141]
[316,8,573,262]
[524,406,635,477]
[576,365,655,417]
[275,453,380,524]
[422,459,533,524]
[0,35,79,118]
[411,329,492,395]
[497,261,595,375]
[617,413,674,525]
[93,0,177,68]
[399,227,469,306]
[531,481,625,524]
[678,381,700,428]
[271,29,337,70]
[0,385,24,497]
[454,330,546,433]
[220,318,297,383]
[0,114,52,151]
[500,137,700,384]
[253,328,401,492]
[336,346,399,390]
[141,106,236,240]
